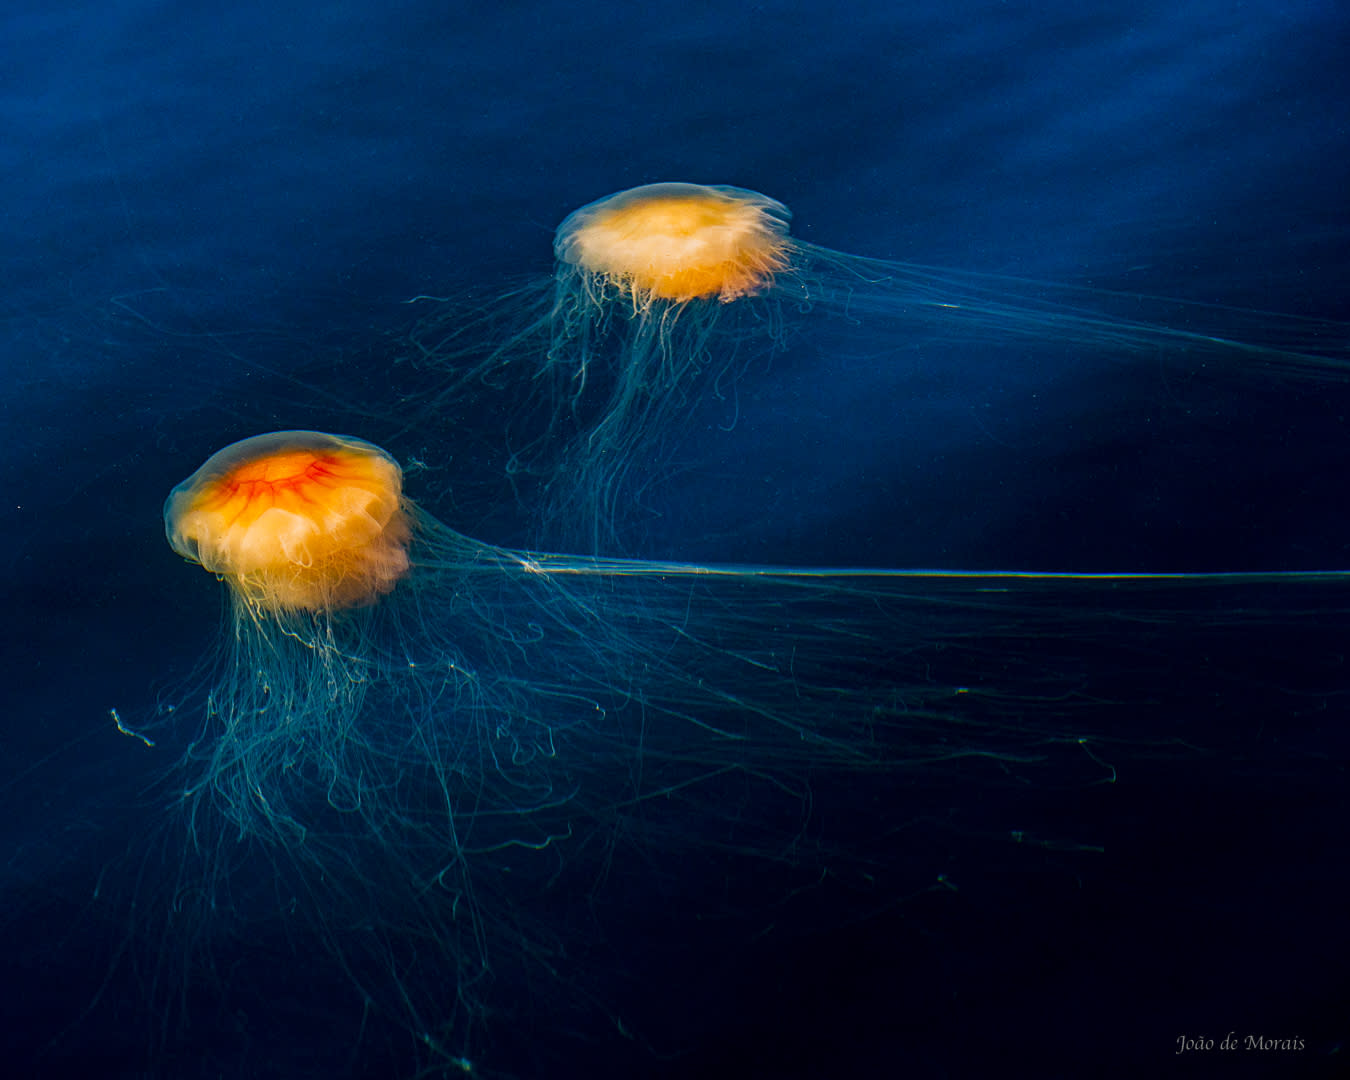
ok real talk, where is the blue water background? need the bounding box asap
[2,1,1347,1076]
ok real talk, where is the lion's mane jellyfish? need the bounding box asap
[403,182,1348,555]
[165,430,411,613]
[141,428,1174,1072]
[555,182,792,306]
[160,431,423,850]
[405,183,807,553]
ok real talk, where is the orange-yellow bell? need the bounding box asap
[555,182,792,303]
[165,430,411,612]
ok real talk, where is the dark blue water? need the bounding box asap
[2,1,1347,1077]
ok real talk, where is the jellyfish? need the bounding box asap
[555,182,792,306]
[402,182,1349,555]
[132,427,1246,1074]
[165,429,412,613]
[110,426,1344,1074]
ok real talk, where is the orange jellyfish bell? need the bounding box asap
[554,182,793,304]
[165,430,412,612]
